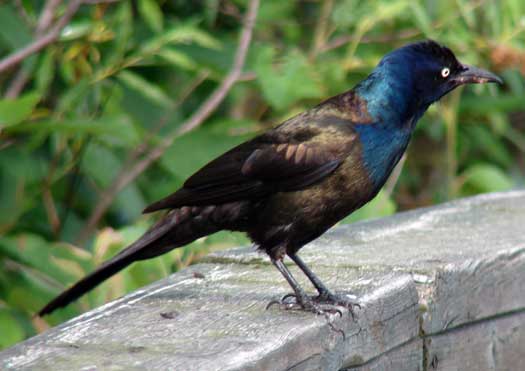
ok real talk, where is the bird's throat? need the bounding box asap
[356,70,421,129]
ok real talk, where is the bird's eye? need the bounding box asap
[441,67,450,78]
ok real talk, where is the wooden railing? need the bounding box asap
[1,190,524,370]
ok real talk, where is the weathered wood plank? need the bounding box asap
[342,339,423,371]
[1,191,524,370]
[207,190,525,335]
[424,311,525,371]
[0,264,419,370]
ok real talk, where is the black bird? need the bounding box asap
[39,40,501,317]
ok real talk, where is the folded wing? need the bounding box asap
[143,127,356,213]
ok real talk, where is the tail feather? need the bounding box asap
[38,202,247,316]
[38,211,185,316]
[37,251,137,316]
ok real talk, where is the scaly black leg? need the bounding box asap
[271,258,308,304]
[269,258,338,315]
[289,253,360,316]
[289,253,331,296]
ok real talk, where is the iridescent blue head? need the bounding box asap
[357,40,502,124]
[353,40,502,188]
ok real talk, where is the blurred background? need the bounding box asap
[0,0,523,349]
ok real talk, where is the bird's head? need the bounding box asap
[373,40,502,113]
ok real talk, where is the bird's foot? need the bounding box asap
[266,293,347,339]
[266,293,343,317]
[265,293,297,310]
[313,290,361,319]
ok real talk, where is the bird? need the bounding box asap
[38,40,502,317]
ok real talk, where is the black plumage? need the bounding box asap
[39,40,501,317]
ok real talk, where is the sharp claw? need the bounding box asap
[281,293,297,303]
[265,300,281,310]
[327,320,346,340]
[266,294,354,339]
[267,291,359,327]
[267,293,300,310]
[313,291,360,315]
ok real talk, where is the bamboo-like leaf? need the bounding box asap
[6,115,139,146]
[460,164,514,195]
[138,0,164,33]
[117,70,172,107]
[0,92,40,128]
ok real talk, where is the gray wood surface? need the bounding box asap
[1,190,524,370]
[424,311,525,371]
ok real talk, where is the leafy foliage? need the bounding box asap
[0,0,524,349]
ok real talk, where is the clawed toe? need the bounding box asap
[281,293,297,303]
[266,293,353,319]
[266,292,356,339]
[265,293,298,310]
[313,292,361,319]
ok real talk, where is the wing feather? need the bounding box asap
[144,119,357,213]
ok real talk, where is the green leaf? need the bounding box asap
[117,70,172,107]
[82,143,145,220]
[138,0,164,33]
[340,190,397,224]
[0,92,40,128]
[159,119,257,185]
[460,125,512,167]
[409,3,434,37]
[0,147,47,228]
[59,21,92,41]
[36,49,55,94]
[254,47,322,110]
[460,164,514,195]
[0,309,25,349]
[0,4,32,50]
[6,115,139,147]
[0,234,91,285]
[104,1,133,69]
[138,25,221,57]
[459,95,525,115]
[158,48,198,71]
[56,78,91,115]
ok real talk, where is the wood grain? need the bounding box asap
[1,191,524,370]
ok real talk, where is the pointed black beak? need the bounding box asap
[453,64,503,85]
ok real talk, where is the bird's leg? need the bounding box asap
[289,253,360,316]
[269,257,330,315]
[288,253,331,297]
[269,258,309,306]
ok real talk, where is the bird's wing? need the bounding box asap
[143,124,357,213]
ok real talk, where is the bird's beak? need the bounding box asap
[453,64,503,85]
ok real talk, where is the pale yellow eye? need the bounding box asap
[441,67,450,78]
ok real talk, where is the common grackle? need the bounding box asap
[39,40,501,317]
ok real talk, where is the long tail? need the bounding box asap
[38,206,220,316]
[38,248,139,316]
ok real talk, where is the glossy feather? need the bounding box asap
[38,40,501,316]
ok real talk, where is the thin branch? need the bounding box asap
[125,70,211,164]
[319,0,487,54]
[37,0,65,34]
[43,187,61,235]
[75,0,260,245]
[5,0,63,98]
[14,0,33,27]
[319,29,420,54]
[0,0,83,75]
[82,0,121,3]
[4,70,31,98]
[3,0,121,97]
[309,0,333,60]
